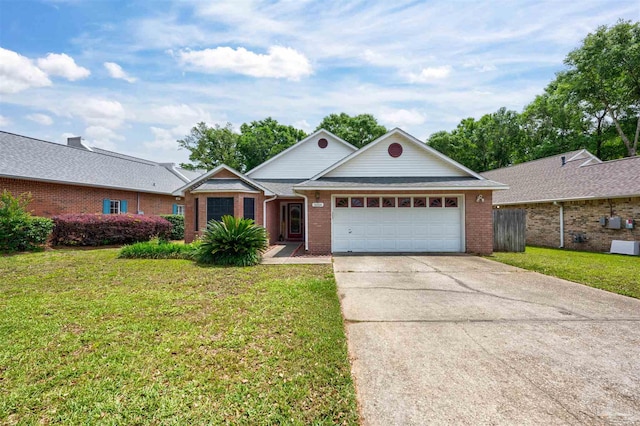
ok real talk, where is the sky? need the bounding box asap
[1,1,639,165]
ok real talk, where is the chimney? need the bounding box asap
[561,156,566,166]
[67,136,86,149]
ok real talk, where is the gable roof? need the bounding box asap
[310,128,486,180]
[245,129,357,177]
[0,131,203,194]
[482,150,640,204]
[172,164,274,196]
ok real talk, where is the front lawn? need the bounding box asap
[0,249,358,425]
[490,246,640,299]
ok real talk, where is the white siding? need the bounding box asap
[325,134,469,178]
[248,134,355,179]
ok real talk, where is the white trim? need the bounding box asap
[191,189,261,194]
[171,164,274,196]
[245,129,357,177]
[329,193,466,253]
[309,128,486,181]
[263,195,277,229]
[294,185,508,191]
[494,193,640,206]
[567,149,602,164]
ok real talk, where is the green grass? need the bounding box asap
[490,246,640,299]
[0,249,358,425]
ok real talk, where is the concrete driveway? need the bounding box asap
[334,255,640,425]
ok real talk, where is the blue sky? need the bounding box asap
[1,1,638,164]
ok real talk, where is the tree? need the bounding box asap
[237,117,307,172]
[565,20,640,156]
[315,113,387,148]
[178,122,242,171]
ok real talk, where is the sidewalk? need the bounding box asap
[261,243,331,264]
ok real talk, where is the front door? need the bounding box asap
[288,203,303,240]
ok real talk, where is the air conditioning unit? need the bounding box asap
[610,240,640,255]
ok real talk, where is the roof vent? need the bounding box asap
[561,156,566,166]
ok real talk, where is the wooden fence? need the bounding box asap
[493,209,526,252]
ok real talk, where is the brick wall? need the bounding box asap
[184,191,265,243]
[299,189,494,255]
[507,197,640,252]
[1,177,177,217]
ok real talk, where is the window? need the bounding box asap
[429,197,442,208]
[103,198,127,214]
[445,197,459,208]
[351,197,364,208]
[398,197,411,208]
[413,197,426,207]
[335,198,348,208]
[243,197,255,220]
[207,197,234,223]
[172,203,185,215]
[382,197,395,207]
[367,197,380,208]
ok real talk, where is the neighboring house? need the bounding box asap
[482,150,640,252]
[174,128,507,255]
[0,131,203,217]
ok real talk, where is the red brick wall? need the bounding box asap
[298,189,494,255]
[502,197,640,252]
[1,177,177,217]
[184,191,265,243]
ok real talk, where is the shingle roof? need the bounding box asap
[0,131,203,194]
[482,150,640,204]
[253,179,306,197]
[194,179,258,192]
[294,176,507,189]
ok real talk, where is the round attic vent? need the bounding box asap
[388,142,403,158]
[318,138,328,149]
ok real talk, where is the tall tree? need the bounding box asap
[565,20,640,156]
[315,113,387,148]
[178,122,242,171]
[237,117,307,172]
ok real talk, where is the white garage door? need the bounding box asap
[332,195,463,253]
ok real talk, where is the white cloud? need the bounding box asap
[65,98,126,128]
[37,53,91,81]
[144,125,190,150]
[103,62,137,83]
[407,66,452,83]
[0,115,10,126]
[147,103,213,126]
[177,46,312,80]
[293,119,312,132]
[379,108,426,127]
[26,113,54,125]
[84,125,125,150]
[0,47,51,94]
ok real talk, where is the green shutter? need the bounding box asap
[103,199,110,214]
[121,200,128,213]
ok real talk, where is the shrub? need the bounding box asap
[0,190,54,252]
[118,239,197,259]
[160,214,185,240]
[51,214,172,246]
[195,215,268,266]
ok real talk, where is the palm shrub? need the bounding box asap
[196,215,268,266]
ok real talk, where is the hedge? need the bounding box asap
[51,214,172,246]
[1,190,54,253]
[160,214,185,240]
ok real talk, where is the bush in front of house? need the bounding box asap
[160,214,185,240]
[51,214,172,246]
[118,239,198,259]
[0,190,54,253]
[195,215,268,266]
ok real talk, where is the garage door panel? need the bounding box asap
[332,196,463,253]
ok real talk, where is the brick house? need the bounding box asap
[174,128,507,255]
[0,131,204,217]
[482,150,640,252]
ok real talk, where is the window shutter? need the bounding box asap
[103,199,110,214]
[243,198,255,220]
[121,200,128,213]
[172,203,178,215]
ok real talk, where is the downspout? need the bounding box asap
[294,190,309,252]
[559,203,564,248]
